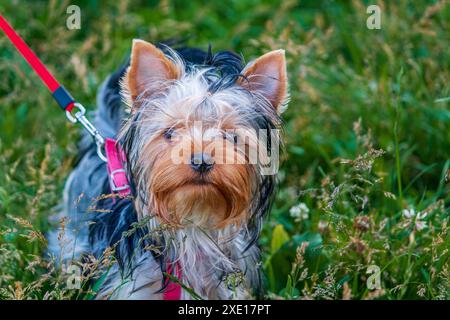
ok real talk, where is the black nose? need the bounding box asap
[191,153,214,173]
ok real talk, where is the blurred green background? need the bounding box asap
[0,0,448,299]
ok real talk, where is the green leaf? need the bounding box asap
[289,146,305,156]
[271,224,290,254]
[292,233,323,252]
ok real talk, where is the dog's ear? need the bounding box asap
[125,39,180,103]
[239,50,288,113]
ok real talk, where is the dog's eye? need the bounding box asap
[163,128,174,140]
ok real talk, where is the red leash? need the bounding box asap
[0,14,182,300]
[0,15,130,190]
[0,14,106,162]
[0,15,74,111]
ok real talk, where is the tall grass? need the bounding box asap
[0,0,448,299]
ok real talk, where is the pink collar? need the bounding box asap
[105,138,131,196]
[105,138,182,300]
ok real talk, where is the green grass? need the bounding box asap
[0,0,448,300]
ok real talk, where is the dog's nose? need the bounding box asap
[191,153,214,173]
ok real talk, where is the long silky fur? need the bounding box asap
[48,44,282,300]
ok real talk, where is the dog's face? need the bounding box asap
[120,40,288,230]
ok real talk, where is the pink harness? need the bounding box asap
[105,138,182,300]
[105,138,131,196]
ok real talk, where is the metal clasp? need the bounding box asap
[66,103,107,162]
[109,168,130,192]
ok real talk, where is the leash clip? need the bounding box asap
[109,169,130,192]
[66,103,107,162]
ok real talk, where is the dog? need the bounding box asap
[48,39,288,300]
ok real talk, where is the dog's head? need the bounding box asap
[120,40,288,230]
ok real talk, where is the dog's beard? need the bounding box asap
[166,184,227,228]
[148,163,254,229]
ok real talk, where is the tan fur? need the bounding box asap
[127,39,180,102]
[239,49,288,113]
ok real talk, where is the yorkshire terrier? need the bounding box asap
[49,39,288,300]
